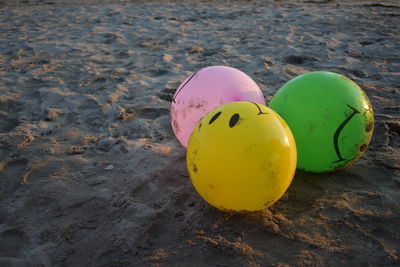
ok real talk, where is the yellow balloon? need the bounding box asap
[187,101,297,212]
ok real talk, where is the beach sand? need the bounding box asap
[0,0,399,266]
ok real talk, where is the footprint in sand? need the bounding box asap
[284,55,319,65]
[157,88,175,102]
[0,114,19,133]
[136,107,169,120]
[0,228,30,258]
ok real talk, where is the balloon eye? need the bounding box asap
[229,113,240,128]
[209,111,222,124]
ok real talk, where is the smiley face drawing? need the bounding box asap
[269,71,374,173]
[186,101,297,212]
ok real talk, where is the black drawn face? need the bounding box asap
[206,102,268,129]
[331,101,373,166]
[186,101,297,212]
[332,104,360,163]
[209,111,240,128]
[172,71,199,103]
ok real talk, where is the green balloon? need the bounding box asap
[269,71,374,173]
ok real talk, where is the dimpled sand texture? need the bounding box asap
[0,1,399,266]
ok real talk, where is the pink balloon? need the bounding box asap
[170,66,266,147]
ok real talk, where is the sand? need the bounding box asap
[0,0,399,266]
